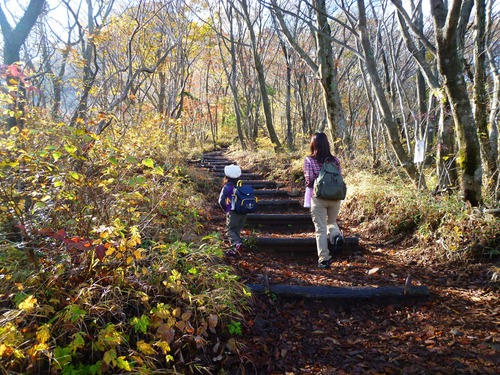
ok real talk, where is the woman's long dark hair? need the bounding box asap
[309,132,333,162]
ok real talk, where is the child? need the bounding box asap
[218,164,246,256]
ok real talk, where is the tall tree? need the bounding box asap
[269,0,350,153]
[391,0,458,190]
[0,0,46,129]
[474,0,498,191]
[486,0,499,192]
[430,0,482,206]
[356,0,421,186]
[233,0,282,151]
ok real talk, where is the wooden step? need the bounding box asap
[254,236,359,253]
[241,180,278,189]
[214,172,263,180]
[246,284,429,301]
[254,189,292,197]
[246,213,311,224]
[201,160,235,166]
[257,199,304,209]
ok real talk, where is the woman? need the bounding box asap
[304,132,343,269]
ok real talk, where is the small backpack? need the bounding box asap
[313,158,347,200]
[232,181,258,214]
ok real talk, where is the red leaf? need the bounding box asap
[54,229,67,240]
[95,245,106,260]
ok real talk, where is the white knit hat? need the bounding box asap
[224,164,241,179]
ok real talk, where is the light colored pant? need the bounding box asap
[310,197,341,263]
[226,211,247,245]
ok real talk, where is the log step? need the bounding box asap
[241,180,278,189]
[202,160,236,166]
[257,199,304,209]
[214,172,263,180]
[247,213,311,224]
[254,189,291,197]
[254,236,359,253]
[246,284,430,301]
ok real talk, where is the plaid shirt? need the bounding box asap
[304,156,342,188]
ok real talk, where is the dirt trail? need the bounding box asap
[201,152,499,374]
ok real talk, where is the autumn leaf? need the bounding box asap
[18,295,38,312]
[137,340,156,355]
[141,158,154,168]
[95,245,106,260]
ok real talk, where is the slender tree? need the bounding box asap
[232,0,282,151]
[430,0,482,206]
[0,0,46,129]
[356,0,422,186]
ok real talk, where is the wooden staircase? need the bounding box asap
[199,151,429,302]
[201,151,358,255]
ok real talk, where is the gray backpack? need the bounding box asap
[313,159,347,200]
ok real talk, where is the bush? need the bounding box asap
[0,117,250,373]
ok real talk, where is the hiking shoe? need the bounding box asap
[318,260,331,269]
[235,242,243,252]
[329,235,344,255]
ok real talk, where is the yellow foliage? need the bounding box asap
[18,295,38,312]
[36,324,51,344]
[154,340,171,354]
[137,340,156,355]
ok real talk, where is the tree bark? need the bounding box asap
[237,0,282,151]
[430,0,482,206]
[475,0,498,192]
[357,0,421,186]
[486,1,499,181]
[0,0,46,129]
[269,0,350,153]
[313,0,349,151]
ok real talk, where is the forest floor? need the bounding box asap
[209,210,499,374]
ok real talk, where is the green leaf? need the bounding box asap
[68,332,86,354]
[103,348,117,365]
[64,144,77,155]
[142,158,154,168]
[54,346,72,370]
[116,356,132,371]
[125,155,137,164]
[64,304,87,323]
[35,201,46,209]
[108,156,119,165]
[153,166,164,175]
[130,314,150,334]
[127,176,146,186]
[68,171,80,181]
[52,151,62,162]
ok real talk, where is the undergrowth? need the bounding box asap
[0,116,250,374]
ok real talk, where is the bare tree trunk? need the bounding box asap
[475,0,498,192]
[237,0,281,151]
[412,1,427,142]
[0,0,46,129]
[486,1,499,183]
[357,0,422,186]
[313,0,349,152]
[436,100,458,191]
[215,3,246,149]
[280,39,293,149]
[269,0,350,153]
[430,0,482,206]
